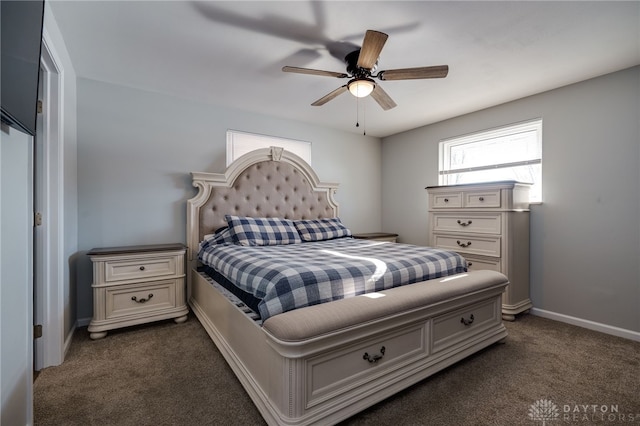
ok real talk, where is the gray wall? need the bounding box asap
[382,66,640,333]
[75,78,382,320]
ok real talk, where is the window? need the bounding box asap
[439,119,542,202]
[226,130,311,166]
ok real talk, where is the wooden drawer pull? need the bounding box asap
[139,266,146,271]
[131,294,154,304]
[457,220,472,227]
[479,197,485,201]
[363,346,386,363]
[460,314,475,326]
[456,240,472,248]
[444,198,449,202]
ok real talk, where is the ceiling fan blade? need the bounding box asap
[282,66,348,78]
[311,85,348,106]
[357,30,388,70]
[378,65,449,81]
[370,84,397,110]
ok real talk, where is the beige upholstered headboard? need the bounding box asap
[186,147,339,263]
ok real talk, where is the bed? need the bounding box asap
[186,147,509,425]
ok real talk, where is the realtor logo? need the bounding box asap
[529,399,639,423]
[529,399,560,425]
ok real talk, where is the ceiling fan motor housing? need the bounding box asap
[345,49,378,77]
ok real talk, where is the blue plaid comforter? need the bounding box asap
[199,238,467,321]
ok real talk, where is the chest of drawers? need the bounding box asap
[87,243,189,339]
[427,181,531,320]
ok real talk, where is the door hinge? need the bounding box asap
[34,212,42,226]
[34,324,43,339]
[37,100,43,114]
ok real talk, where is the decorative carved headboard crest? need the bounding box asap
[270,146,284,161]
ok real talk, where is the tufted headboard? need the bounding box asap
[186,147,339,264]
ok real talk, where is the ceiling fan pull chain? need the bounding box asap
[363,101,366,135]
[355,97,366,135]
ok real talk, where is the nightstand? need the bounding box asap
[353,233,399,243]
[87,243,189,339]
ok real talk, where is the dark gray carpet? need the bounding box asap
[34,313,640,426]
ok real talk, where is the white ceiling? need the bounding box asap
[49,1,640,138]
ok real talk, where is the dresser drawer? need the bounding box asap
[105,280,178,319]
[464,255,501,272]
[463,190,501,208]
[433,234,501,257]
[306,323,427,408]
[431,192,462,208]
[104,255,179,283]
[431,213,502,235]
[432,297,501,352]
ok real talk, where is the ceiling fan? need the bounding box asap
[282,30,449,110]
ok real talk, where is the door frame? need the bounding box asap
[34,30,65,369]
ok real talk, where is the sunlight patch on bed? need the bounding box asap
[362,241,389,246]
[362,292,386,299]
[321,249,388,282]
[439,273,468,282]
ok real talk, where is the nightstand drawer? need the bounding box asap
[431,213,502,235]
[432,297,500,352]
[106,280,177,319]
[105,255,178,283]
[433,234,501,257]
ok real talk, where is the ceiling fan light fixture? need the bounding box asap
[348,79,375,98]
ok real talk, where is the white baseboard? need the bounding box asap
[530,308,640,342]
[78,312,639,341]
[63,325,76,359]
[76,317,91,327]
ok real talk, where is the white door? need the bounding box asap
[33,65,45,370]
[0,124,35,425]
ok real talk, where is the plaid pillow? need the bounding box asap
[205,227,234,245]
[198,227,235,253]
[225,215,302,246]
[294,218,352,242]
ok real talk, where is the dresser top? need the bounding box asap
[425,180,532,190]
[87,243,186,256]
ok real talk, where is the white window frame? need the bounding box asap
[439,119,542,202]
[226,130,311,166]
